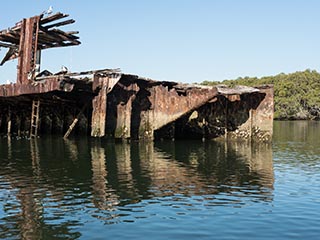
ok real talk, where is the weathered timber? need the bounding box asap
[43,19,75,29]
[17,16,40,84]
[63,103,88,139]
[7,107,11,137]
[0,11,79,68]
[40,12,69,25]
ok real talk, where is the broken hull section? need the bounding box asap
[0,73,273,142]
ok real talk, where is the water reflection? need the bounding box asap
[0,137,274,239]
[153,141,274,196]
[273,121,320,168]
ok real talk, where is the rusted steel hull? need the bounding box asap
[171,85,274,142]
[0,73,274,142]
[149,84,218,130]
[91,74,121,137]
[0,12,274,142]
[105,75,219,140]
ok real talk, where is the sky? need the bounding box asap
[0,0,320,84]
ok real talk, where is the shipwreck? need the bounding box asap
[0,12,273,142]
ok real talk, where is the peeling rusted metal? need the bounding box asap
[91,74,121,137]
[149,84,218,131]
[0,79,71,97]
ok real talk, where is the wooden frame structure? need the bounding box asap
[0,12,80,84]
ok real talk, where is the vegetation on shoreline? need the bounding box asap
[202,69,320,120]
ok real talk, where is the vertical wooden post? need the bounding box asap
[17,16,40,84]
[114,83,138,139]
[249,108,253,139]
[7,107,11,137]
[35,50,41,76]
[17,114,21,137]
[225,98,228,139]
[91,76,108,137]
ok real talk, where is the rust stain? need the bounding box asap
[0,80,66,97]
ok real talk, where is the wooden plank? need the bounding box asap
[17,19,26,84]
[0,47,18,66]
[0,41,17,48]
[44,19,75,29]
[65,31,79,35]
[40,12,69,25]
[38,30,62,42]
[39,41,80,50]
[7,107,11,137]
[50,29,80,40]
[63,103,88,139]
[0,34,20,44]
[37,42,55,50]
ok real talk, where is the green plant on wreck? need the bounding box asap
[114,126,128,138]
[139,120,153,139]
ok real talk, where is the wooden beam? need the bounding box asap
[65,31,79,35]
[0,41,17,48]
[63,103,88,139]
[7,107,11,137]
[0,47,18,66]
[44,19,75,29]
[38,30,62,42]
[50,29,80,40]
[0,34,20,45]
[39,41,80,50]
[40,12,69,25]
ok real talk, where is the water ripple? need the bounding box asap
[1,126,320,239]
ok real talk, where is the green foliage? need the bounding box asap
[202,69,320,120]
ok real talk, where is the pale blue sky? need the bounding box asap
[0,0,319,83]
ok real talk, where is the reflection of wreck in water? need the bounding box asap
[0,12,273,142]
[0,137,274,237]
[0,140,82,239]
[147,141,274,197]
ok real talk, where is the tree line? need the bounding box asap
[201,69,320,120]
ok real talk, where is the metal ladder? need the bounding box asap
[30,99,40,138]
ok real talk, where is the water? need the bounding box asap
[0,121,319,239]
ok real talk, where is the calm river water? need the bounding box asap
[0,121,319,239]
